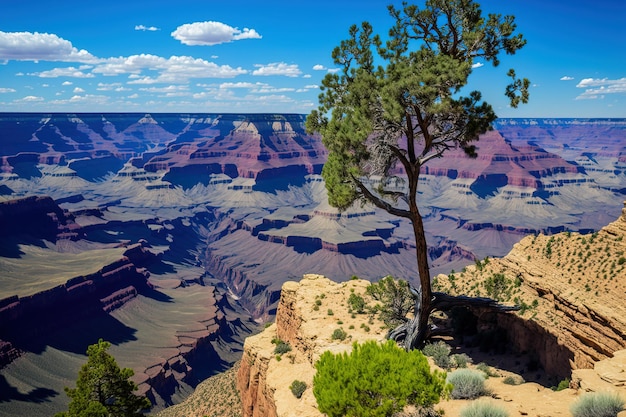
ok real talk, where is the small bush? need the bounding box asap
[502,375,524,385]
[422,341,452,369]
[331,328,347,341]
[313,340,447,417]
[460,400,508,417]
[452,353,472,368]
[476,363,498,378]
[348,293,366,313]
[290,380,307,399]
[274,341,292,355]
[570,391,624,417]
[552,378,570,391]
[447,369,487,399]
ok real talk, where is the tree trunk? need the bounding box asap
[406,199,432,350]
[388,289,519,349]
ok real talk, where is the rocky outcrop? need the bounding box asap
[434,202,626,378]
[0,195,78,241]
[0,244,153,367]
[236,275,387,417]
[236,272,626,417]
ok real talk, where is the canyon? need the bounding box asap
[0,113,624,416]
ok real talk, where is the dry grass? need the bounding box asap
[153,361,242,417]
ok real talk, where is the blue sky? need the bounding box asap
[0,0,624,117]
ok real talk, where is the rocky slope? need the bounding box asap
[235,267,626,417]
[433,200,626,376]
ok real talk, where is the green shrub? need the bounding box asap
[502,375,524,385]
[331,328,347,341]
[422,341,452,369]
[313,340,447,417]
[552,378,570,391]
[274,341,292,355]
[475,363,498,378]
[366,276,414,327]
[460,400,508,417]
[447,369,487,399]
[570,391,624,417]
[290,380,307,399]
[452,353,472,368]
[348,293,366,313]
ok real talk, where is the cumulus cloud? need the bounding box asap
[73,87,85,93]
[252,62,302,77]
[560,76,574,81]
[313,64,326,71]
[135,25,160,32]
[171,21,261,46]
[471,62,484,69]
[17,95,44,102]
[93,54,247,82]
[575,77,626,100]
[0,87,16,93]
[30,65,95,78]
[0,31,97,62]
[219,82,265,89]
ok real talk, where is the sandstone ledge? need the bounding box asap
[237,273,626,417]
[236,274,387,417]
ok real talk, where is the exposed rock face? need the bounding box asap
[236,275,387,417]
[0,243,152,367]
[237,273,626,417]
[434,202,626,378]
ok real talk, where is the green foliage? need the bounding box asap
[290,380,307,399]
[451,353,472,369]
[460,400,509,417]
[447,369,487,399]
[422,341,452,369]
[348,293,366,313]
[273,340,292,355]
[502,375,524,385]
[313,340,447,417]
[484,273,511,302]
[570,392,624,417]
[475,363,498,378]
[307,0,529,209]
[54,339,151,417]
[331,328,348,341]
[552,378,570,391]
[366,276,414,328]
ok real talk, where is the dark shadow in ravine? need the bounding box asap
[0,375,58,404]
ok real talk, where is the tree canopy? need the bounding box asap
[306,0,529,348]
[55,339,151,417]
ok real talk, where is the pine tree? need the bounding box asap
[55,339,151,417]
[306,0,529,349]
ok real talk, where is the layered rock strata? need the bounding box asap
[434,201,626,377]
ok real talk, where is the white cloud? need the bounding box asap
[62,81,73,85]
[30,65,95,78]
[73,87,85,93]
[471,62,484,69]
[219,82,266,89]
[560,76,574,81]
[313,64,326,71]
[0,87,16,93]
[575,77,626,100]
[135,25,160,32]
[171,21,261,46]
[93,54,247,83]
[0,31,97,63]
[16,95,44,102]
[252,62,302,77]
